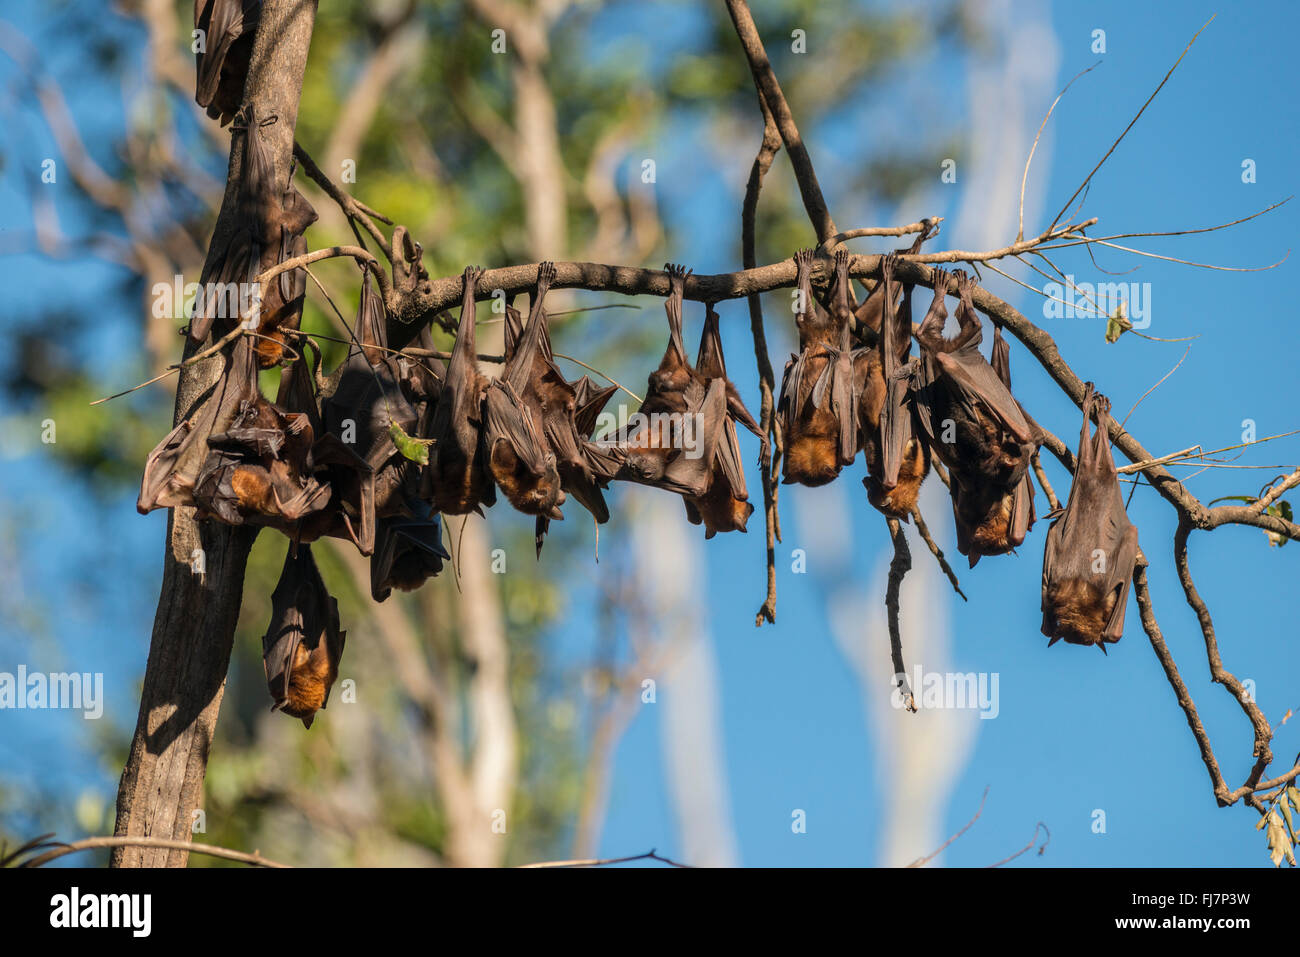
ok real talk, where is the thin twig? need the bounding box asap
[908,787,989,867]
[910,506,967,601]
[16,835,289,869]
[518,848,690,868]
[1048,16,1214,231]
[987,822,1051,868]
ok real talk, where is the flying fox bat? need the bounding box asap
[613,264,727,499]
[262,542,345,728]
[190,335,331,529]
[502,291,622,555]
[371,497,450,602]
[139,333,260,515]
[1041,384,1139,651]
[425,265,497,515]
[914,268,1037,565]
[194,0,260,126]
[682,302,766,537]
[275,340,378,555]
[483,262,566,522]
[188,105,317,362]
[321,268,422,520]
[777,247,865,487]
[859,251,929,518]
[138,333,329,531]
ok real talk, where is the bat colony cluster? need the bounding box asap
[145,0,1140,729]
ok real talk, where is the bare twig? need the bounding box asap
[519,848,690,868]
[907,787,989,867]
[17,835,289,869]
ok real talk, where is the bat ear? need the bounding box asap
[301,713,314,729]
[1047,635,1061,647]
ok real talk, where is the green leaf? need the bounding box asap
[389,421,434,466]
[1208,495,1257,506]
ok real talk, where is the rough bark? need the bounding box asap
[111,0,319,868]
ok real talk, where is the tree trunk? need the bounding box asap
[111,0,319,868]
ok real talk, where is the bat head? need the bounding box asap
[781,434,843,487]
[489,440,565,516]
[1044,577,1121,648]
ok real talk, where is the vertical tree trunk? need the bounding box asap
[111,0,320,868]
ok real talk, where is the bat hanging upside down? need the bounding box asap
[612,264,764,537]
[913,268,1038,565]
[262,542,346,728]
[1040,383,1140,652]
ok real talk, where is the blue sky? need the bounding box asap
[1,0,1297,867]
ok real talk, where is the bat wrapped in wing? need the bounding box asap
[777,248,864,487]
[682,302,765,538]
[1041,383,1140,651]
[501,284,623,554]
[858,251,929,518]
[188,104,317,366]
[482,262,565,523]
[194,0,260,126]
[613,264,720,498]
[913,268,1037,565]
[424,265,497,515]
[262,542,346,728]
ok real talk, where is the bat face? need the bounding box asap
[427,265,496,515]
[1041,383,1140,650]
[262,543,346,728]
[914,268,1037,562]
[779,248,861,488]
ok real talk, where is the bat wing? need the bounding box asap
[138,335,260,512]
[658,377,727,497]
[370,499,449,601]
[932,343,1034,445]
[573,376,617,438]
[880,357,919,488]
[195,0,246,108]
[830,346,859,467]
[310,432,376,556]
[483,380,550,477]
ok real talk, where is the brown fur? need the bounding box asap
[686,472,755,537]
[490,441,564,516]
[782,345,859,487]
[864,436,928,517]
[231,465,276,514]
[278,639,338,726]
[1044,578,1115,647]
